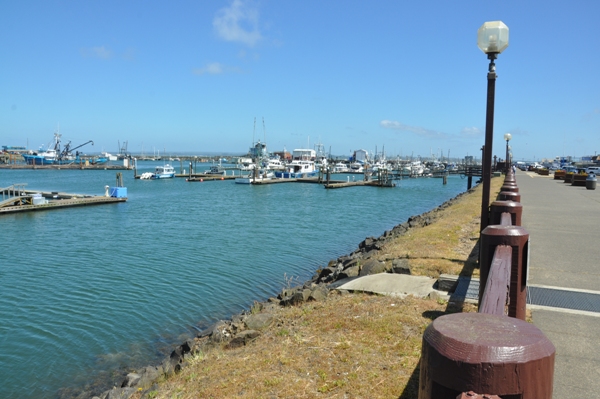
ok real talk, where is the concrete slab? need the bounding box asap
[332,274,438,298]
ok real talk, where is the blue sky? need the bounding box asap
[2,1,599,162]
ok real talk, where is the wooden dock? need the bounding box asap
[0,163,131,170]
[0,187,126,215]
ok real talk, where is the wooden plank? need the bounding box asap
[479,245,512,316]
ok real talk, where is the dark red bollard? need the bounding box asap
[500,183,519,193]
[489,200,523,226]
[479,224,529,319]
[497,191,521,202]
[419,313,555,399]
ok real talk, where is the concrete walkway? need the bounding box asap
[516,170,600,398]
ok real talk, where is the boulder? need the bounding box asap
[391,258,412,275]
[208,321,232,343]
[245,313,274,331]
[338,265,360,279]
[121,373,140,388]
[225,330,260,349]
[309,286,329,301]
[359,259,387,276]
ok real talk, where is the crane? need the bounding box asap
[58,140,94,160]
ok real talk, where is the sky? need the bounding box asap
[2,1,599,162]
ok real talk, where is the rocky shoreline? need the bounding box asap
[70,187,474,399]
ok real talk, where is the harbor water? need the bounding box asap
[0,163,468,398]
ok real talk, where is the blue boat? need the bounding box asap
[21,130,105,165]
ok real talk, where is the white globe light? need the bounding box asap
[478,21,509,54]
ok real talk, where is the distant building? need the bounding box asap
[464,155,474,165]
[2,145,27,153]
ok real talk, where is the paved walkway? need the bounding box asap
[516,170,600,398]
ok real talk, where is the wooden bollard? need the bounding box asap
[497,191,521,202]
[419,313,555,399]
[489,200,523,226]
[479,224,529,319]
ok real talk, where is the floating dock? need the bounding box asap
[0,184,127,215]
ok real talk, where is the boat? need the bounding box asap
[332,162,349,173]
[235,169,275,184]
[274,149,319,178]
[348,162,364,173]
[204,163,226,175]
[151,164,175,179]
[22,130,103,165]
[262,156,286,171]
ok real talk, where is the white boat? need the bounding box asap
[262,157,286,171]
[235,169,275,184]
[275,148,319,178]
[332,162,349,173]
[151,164,175,179]
[348,162,364,173]
[101,151,118,162]
[275,160,319,178]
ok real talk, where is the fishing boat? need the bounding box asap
[274,149,319,178]
[22,130,103,165]
[151,164,175,179]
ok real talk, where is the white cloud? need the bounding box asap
[213,0,262,47]
[460,127,482,138]
[193,62,241,75]
[380,120,447,139]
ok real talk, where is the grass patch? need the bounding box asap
[379,177,504,278]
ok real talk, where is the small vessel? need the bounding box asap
[235,169,274,184]
[151,164,175,179]
[262,157,286,171]
[332,162,349,173]
[204,164,226,175]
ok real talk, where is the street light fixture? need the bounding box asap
[478,21,509,232]
[504,133,512,173]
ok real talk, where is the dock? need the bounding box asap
[0,163,132,170]
[0,184,127,215]
[323,180,396,189]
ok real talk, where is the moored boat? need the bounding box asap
[151,164,175,179]
[235,169,274,184]
[274,149,319,178]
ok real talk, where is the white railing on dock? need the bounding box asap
[1,183,28,200]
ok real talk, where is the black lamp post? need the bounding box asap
[478,21,509,232]
[504,133,512,173]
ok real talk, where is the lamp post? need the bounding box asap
[478,21,509,232]
[504,133,512,173]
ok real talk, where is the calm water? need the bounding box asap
[0,163,467,398]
